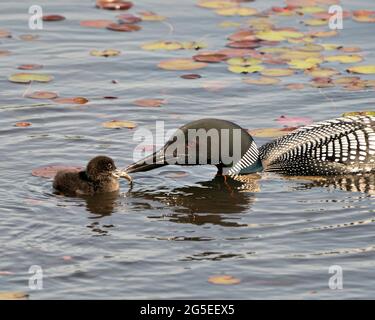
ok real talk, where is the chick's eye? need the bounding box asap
[107,163,112,169]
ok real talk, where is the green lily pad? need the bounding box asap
[8,73,54,84]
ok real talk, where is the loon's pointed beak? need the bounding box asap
[125,149,167,174]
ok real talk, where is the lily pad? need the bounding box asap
[102,120,137,129]
[260,68,294,77]
[90,49,121,57]
[347,65,375,74]
[53,97,88,104]
[80,20,112,28]
[243,77,281,85]
[208,275,241,285]
[106,23,141,32]
[15,122,32,127]
[32,165,83,178]
[133,99,166,107]
[8,73,53,84]
[0,292,29,300]
[26,91,58,99]
[158,58,207,71]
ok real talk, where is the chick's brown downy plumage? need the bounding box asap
[53,156,120,196]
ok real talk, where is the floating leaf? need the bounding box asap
[228,64,264,74]
[256,30,304,42]
[15,122,32,127]
[227,57,261,66]
[227,40,261,49]
[249,127,298,138]
[324,55,363,64]
[310,77,334,88]
[138,11,166,21]
[208,275,241,285]
[0,292,28,300]
[141,41,183,51]
[96,0,133,10]
[90,49,121,57]
[17,64,43,70]
[117,13,142,23]
[106,23,141,31]
[19,34,39,41]
[32,165,83,178]
[243,77,281,85]
[219,21,241,28]
[133,99,166,107]
[181,41,207,50]
[304,19,327,26]
[181,74,202,79]
[261,68,294,77]
[305,67,340,77]
[42,15,66,21]
[53,97,88,104]
[102,120,137,129]
[80,20,112,28]
[0,50,11,57]
[288,58,322,69]
[342,111,375,117]
[347,65,375,74]
[8,73,53,84]
[193,52,228,63]
[197,0,237,9]
[297,6,325,14]
[0,29,11,38]
[309,30,337,37]
[215,7,257,16]
[26,91,58,99]
[158,58,208,71]
[276,115,313,126]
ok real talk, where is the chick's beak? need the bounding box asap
[112,169,133,184]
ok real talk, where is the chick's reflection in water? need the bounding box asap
[83,191,120,216]
[128,175,260,227]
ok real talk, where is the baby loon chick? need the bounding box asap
[53,156,122,196]
[125,115,375,176]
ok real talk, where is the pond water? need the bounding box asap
[0,0,374,299]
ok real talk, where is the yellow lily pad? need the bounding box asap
[215,7,257,16]
[219,21,241,28]
[139,11,166,21]
[261,68,294,77]
[324,55,363,64]
[158,58,208,71]
[227,57,261,66]
[347,65,375,74]
[0,292,29,300]
[141,41,183,51]
[208,275,241,285]
[197,0,237,9]
[297,6,325,14]
[304,19,328,26]
[8,73,54,84]
[288,58,322,69]
[90,49,121,57]
[181,41,207,50]
[243,77,281,85]
[305,67,340,77]
[228,64,264,74]
[102,120,137,129]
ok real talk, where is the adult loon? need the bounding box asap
[125,116,375,176]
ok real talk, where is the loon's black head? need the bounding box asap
[125,118,263,175]
[86,156,120,181]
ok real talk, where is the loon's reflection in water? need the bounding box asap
[288,174,375,195]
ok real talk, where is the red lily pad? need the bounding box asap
[17,64,43,70]
[96,0,133,10]
[133,99,166,107]
[42,15,66,22]
[180,74,202,79]
[15,122,32,127]
[193,52,228,63]
[53,97,88,104]
[117,13,142,24]
[80,20,113,28]
[276,115,313,127]
[26,91,58,99]
[32,165,83,179]
[106,23,141,32]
